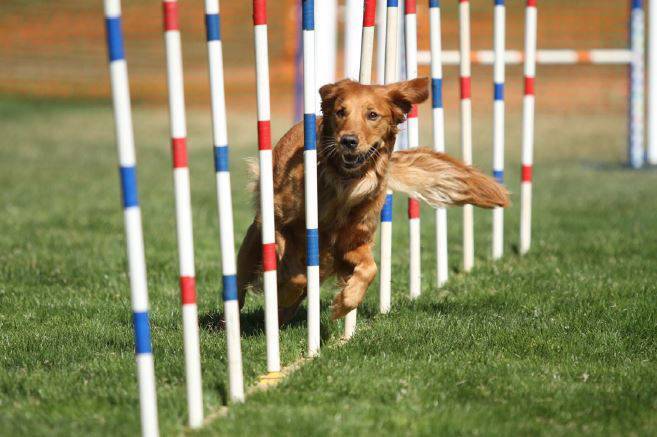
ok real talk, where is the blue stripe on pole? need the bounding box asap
[381,194,393,222]
[431,78,443,109]
[302,0,315,30]
[214,145,229,172]
[119,166,139,208]
[304,113,316,150]
[133,311,153,354]
[222,274,238,301]
[105,17,125,62]
[306,228,320,266]
[429,0,439,7]
[632,0,643,9]
[387,0,399,7]
[494,83,504,101]
[494,0,504,5]
[493,170,504,184]
[205,13,221,41]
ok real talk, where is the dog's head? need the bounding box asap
[319,78,429,176]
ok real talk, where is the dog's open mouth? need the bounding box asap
[341,146,378,170]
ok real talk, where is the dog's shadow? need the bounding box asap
[200,301,333,341]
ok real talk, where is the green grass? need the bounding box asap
[1,96,656,436]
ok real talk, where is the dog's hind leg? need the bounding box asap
[236,220,262,310]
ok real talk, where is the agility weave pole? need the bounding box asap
[629,0,645,169]
[160,1,205,427]
[344,0,377,340]
[345,0,364,80]
[405,0,421,299]
[519,0,537,256]
[428,0,448,287]
[252,0,282,377]
[103,1,159,435]
[203,0,245,402]
[379,0,399,314]
[301,0,321,357]
[492,0,505,260]
[650,0,657,165]
[459,0,474,272]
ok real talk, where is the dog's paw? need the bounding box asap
[330,293,354,320]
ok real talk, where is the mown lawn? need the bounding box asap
[1,96,656,436]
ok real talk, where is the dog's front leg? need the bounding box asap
[331,243,377,320]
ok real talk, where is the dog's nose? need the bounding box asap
[340,135,359,150]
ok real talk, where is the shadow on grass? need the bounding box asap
[580,160,657,172]
[199,300,333,344]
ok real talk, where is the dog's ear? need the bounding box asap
[320,79,351,117]
[386,77,429,123]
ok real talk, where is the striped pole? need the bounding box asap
[459,0,474,272]
[649,0,657,165]
[405,0,421,299]
[302,0,321,357]
[103,1,159,435]
[492,0,505,260]
[345,0,365,80]
[344,0,377,340]
[253,0,281,376]
[203,0,245,402]
[629,0,645,168]
[519,0,537,255]
[379,0,399,314]
[161,1,204,427]
[429,0,448,287]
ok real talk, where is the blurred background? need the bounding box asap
[0,1,631,118]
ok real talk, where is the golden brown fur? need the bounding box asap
[237,78,508,323]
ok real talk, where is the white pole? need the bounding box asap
[429,0,448,287]
[252,0,281,376]
[519,0,537,255]
[629,0,646,168]
[315,0,337,114]
[492,0,506,260]
[203,0,245,402]
[649,0,657,164]
[459,0,474,272]
[379,0,398,314]
[345,0,377,340]
[375,0,387,85]
[345,0,364,80]
[405,0,421,299]
[103,1,159,435]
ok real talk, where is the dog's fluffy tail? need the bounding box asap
[388,147,509,209]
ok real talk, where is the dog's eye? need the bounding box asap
[368,111,379,121]
[336,108,346,118]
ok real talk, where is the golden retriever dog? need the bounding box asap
[237,77,508,323]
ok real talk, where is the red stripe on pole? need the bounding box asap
[253,0,267,25]
[172,137,188,168]
[408,198,420,219]
[262,243,277,272]
[363,0,376,26]
[162,1,179,31]
[408,104,418,119]
[521,165,533,182]
[459,0,468,3]
[460,77,471,100]
[527,0,537,6]
[257,120,272,150]
[524,76,535,96]
[180,276,196,304]
[404,0,416,14]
